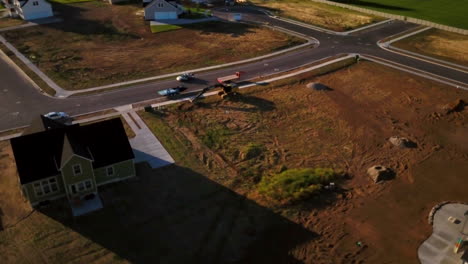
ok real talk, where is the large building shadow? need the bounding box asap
[38,163,316,264]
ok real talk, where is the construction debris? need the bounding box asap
[367,165,393,183]
[389,136,416,148]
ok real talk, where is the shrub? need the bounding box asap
[201,125,231,149]
[241,143,265,160]
[258,168,338,203]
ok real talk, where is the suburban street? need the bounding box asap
[0,7,467,131]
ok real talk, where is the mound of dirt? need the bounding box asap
[307,82,331,91]
[442,99,466,114]
[367,165,394,183]
[389,136,416,148]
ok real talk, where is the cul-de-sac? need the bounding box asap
[0,0,467,263]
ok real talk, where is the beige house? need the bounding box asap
[144,0,184,20]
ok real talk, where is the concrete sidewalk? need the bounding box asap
[150,17,217,26]
[121,111,174,169]
[418,203,468,264]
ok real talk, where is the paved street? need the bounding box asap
[0,7,467,131]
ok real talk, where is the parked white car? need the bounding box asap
[176,73,194,82]
[44,112,69,120]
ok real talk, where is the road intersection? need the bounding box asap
[0,7,467,131]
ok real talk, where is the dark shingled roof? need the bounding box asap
[23,115,69,135]
[11,118,134,185]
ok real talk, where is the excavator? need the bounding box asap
[190,71,244,102]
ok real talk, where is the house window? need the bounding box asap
[73,164,82,176]
[70,180,93,194]
[33,177,59,197]
[33,182,43,196]
[106,166,114,176]
[33,1,39,5]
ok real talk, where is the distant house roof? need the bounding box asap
[11,118,134,185]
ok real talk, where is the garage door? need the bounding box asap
[154,12,177,20]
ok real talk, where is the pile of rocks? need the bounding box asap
[367,165,393,183]
[389,136,416,148]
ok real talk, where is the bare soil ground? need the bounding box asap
[141,61,468,263]
[393,28,468,66]
[1,61,467,264]
[250,0,383,32]
[0,17,26,29]
[0,2,304,90]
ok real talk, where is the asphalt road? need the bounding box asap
[0,8,467,131]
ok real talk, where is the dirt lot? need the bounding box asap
[0,17,26,29]
[250,0,383,32]
[1,2,304,90]
[393,28,468,66]
[140,61,468,263]
[1,61,467,264]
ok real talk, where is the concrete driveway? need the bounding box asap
[419,203,468,264]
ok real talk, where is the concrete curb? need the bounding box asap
[0,17,314,98]
[377,27,468,73]
[1,52,465,140]
[252,6,392,36]
[0,45,53,98]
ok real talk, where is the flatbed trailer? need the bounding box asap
[217,71,242,84]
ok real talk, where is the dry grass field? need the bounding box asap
[251,0,383,31]
[393,28,468,66]
[1,61,467,264]
[0,17,26,29]
[0,2,305,90]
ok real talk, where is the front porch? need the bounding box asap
[69,193,103,217]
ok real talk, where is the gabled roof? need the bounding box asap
[146,0,179,11]
[23,115,68,135]
[11,118,134,185]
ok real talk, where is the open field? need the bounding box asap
[1,62,467,263]
[393,28,468,66]
[0,2,305,90]
[0,17,26,29]
[150,24,181,33]
[250,0,383,32]
[331,0,468,29]
[140,61,468,263]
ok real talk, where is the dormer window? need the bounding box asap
[73,164,82,176]
[33,1,39,5]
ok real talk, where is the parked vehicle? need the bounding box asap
[44,112,69,120]
[157,85,186,97]
[176,73,194,82]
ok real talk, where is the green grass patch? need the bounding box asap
[202,125,232,149]
[332,0,468,29]
[258,168,339,203]
[150,24,182,33]
[241,143,265,160]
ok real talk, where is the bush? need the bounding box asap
[258,168,338,203]
[241,143,265,160]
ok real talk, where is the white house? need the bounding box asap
[1,0,53,20]
[144,0,184,20]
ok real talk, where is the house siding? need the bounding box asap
[95,159,135,185]
[61,155,97,196]
[144,0,180,20]
[23,175,66,205]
